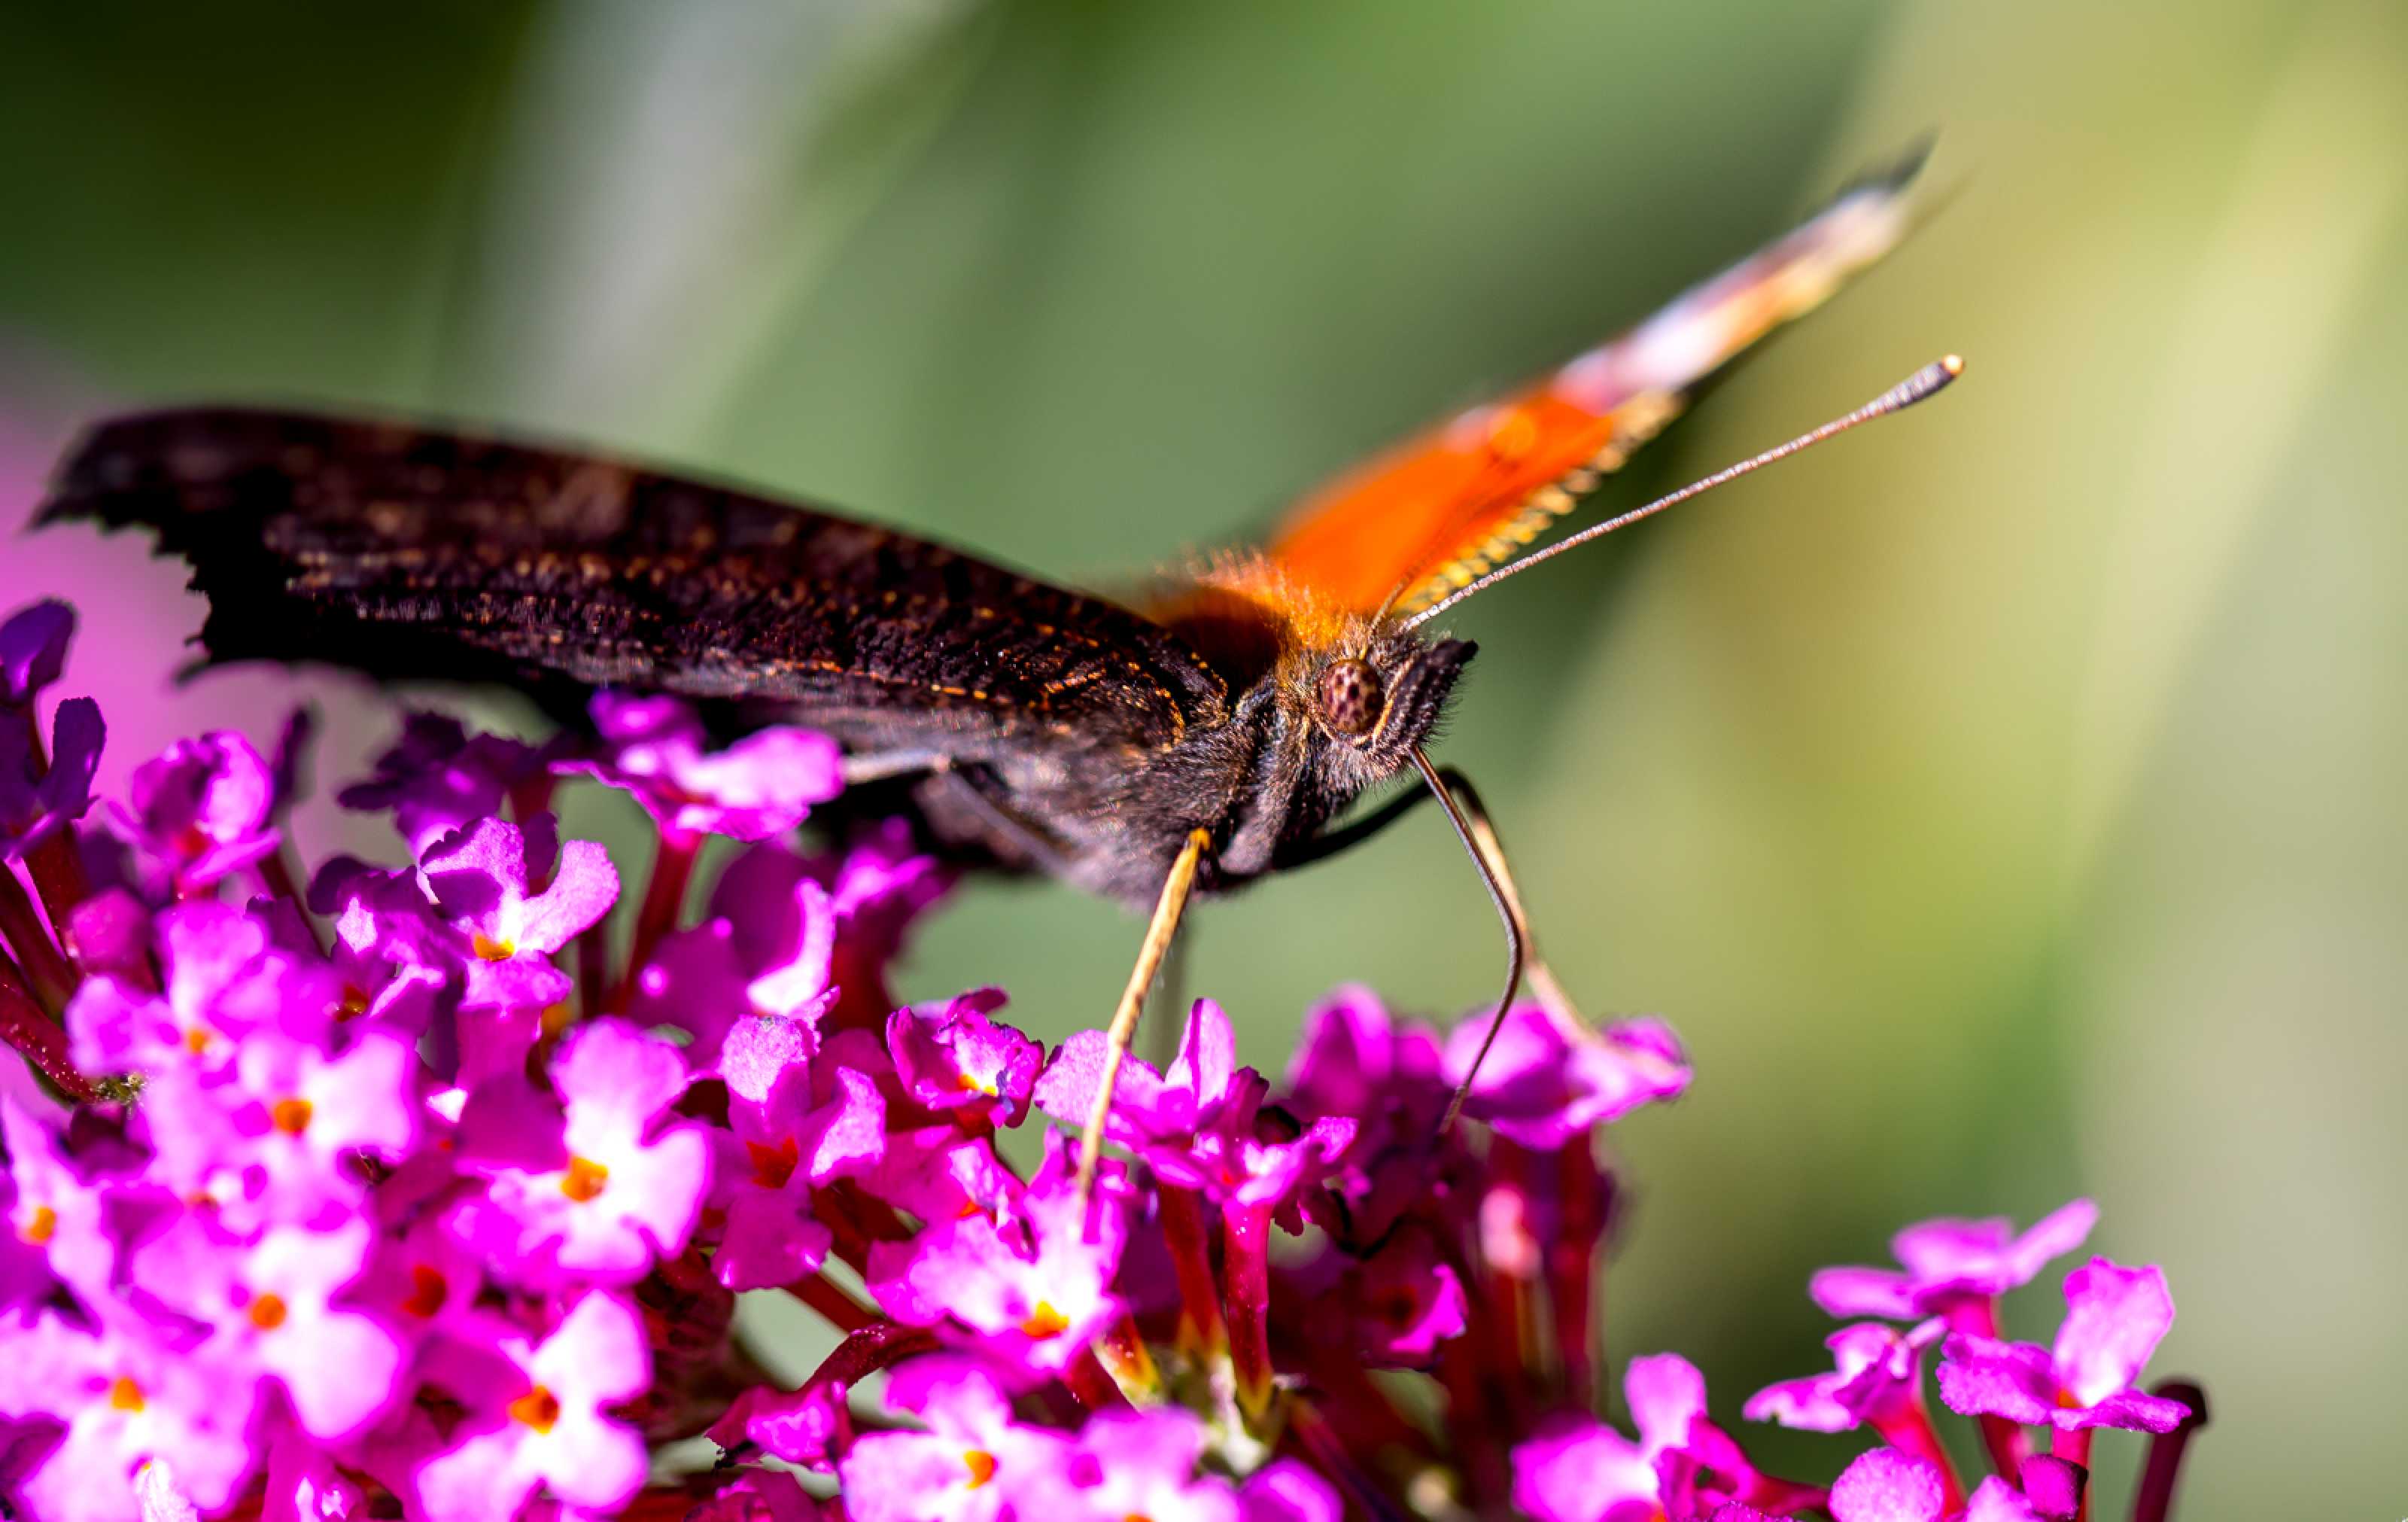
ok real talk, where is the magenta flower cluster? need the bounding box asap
[0,598,2209,1522]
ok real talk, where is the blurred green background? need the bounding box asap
[4,2,2403,1515]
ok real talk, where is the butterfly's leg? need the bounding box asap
[1143,919,1193,1070]
[1075,827,1212,1215]
[1272,781,1433,870]
[1427,765,1581,1031]
[921,765,1081,879]
[839,748,950,787]
[1399,752,1584,1133]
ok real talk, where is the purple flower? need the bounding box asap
[111,732,281,892]
[706,1379,850,1469]
[838,1356,1070,1522]
[710,1012,883,1291]
[1813,1200,2096,1325]
[1745,1319,1944,1433]
[1283,985,1449,1134]
[3,1095,118,1309]
[422,815,618,1012]
[1035,998,1354,1210]
[0,1310,263,1522]
[1309,1226,1467,1365]
[789,822,952,1027]
[1826,1448,1945,1522]
[868,1142,1126,1374]
[65,900,307,1075]
[1,696,102,859]
[261,1430,365,1522]
[631,871,835,1076]
[448,1019,710,1287]
[412,1291,652,1522]
[1937,1257,2193,1433]
[1820,1451,2051,1522]
[309,863,455,1040]
[889,988,1041,1128]
[339,714,555,857]
[137,1018,419,1230]
[1510,1354,1707,1522]
[134,1459,199,1522]
[126,1216,406,1438]
[1030,1407,1239,1522]
[2012,1456,2084,1520]
[1443,1005,1690,1149]
[686,1469,826,1522]
[558,691,841,842]
[1,600,75,709]
[1236,1461,1343,1522]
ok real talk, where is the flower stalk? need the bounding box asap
[0,863,72,1010]
[1221,1199,1276,1423]
[0,595,2209,1522]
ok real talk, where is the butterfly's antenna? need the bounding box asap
[1363,576,1415,651]
[1400,356,1963,631]
[1410,745,1525,1137]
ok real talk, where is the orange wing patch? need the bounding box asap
[1266,161,1922,616]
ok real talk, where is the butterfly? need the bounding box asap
[37,154,1955,1195]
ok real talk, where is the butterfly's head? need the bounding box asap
[1305,629,1475,785]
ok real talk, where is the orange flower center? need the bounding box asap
[1020,1302,1070,1340]
[19,1205,56,1246]
[108,1376,145,1412]
[182,1026,211,1055]
[561,1156,610,1202]
[248,1293,288,1331]
[271,1097,314,1136]
[403,1264,449,1319]
[509,1386,561,1433]
[962,1450,998,1490]
[338,985,372,1019]
[473,932,517,962]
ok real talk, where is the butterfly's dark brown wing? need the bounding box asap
[38,407,1227,757]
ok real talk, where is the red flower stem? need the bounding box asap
[613,829,698,1014]
[1955,1298,2034,1478]
[508,775,557,826]
[1298,1347,1437,1461]
[829,1182,914,1243]
[1157,1186,1229,1358]
[1096,1312,1162,1400]
[2051,1425,2093,1522]
[2130,1380,2208,1522]
[0,865,73,1012]
[802,1323,938,1392]
[1978,1413,2031,1480]
[1549,1140,1606,1408]
[1436,1334,1512,1511]
[1062,1348,1133,1413]
[0,957,95,1100]
[783,1271,883,1334]
[1288,1399,1417,1522]
[1221,1200,1275,1422]
[22,830,90,953]
[1875,1399,1966,1513]
[810,1191,874,1277]
[574,923,611,1019]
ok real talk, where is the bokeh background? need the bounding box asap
[4,2,2403,1514]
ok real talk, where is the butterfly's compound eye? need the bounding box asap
[1317,658,1383,737]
